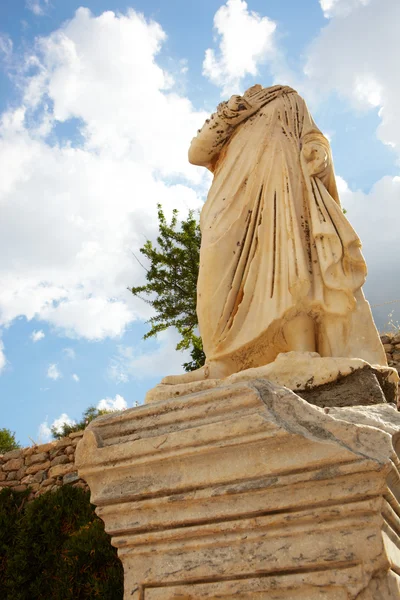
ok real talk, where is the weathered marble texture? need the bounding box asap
[76,380,400,599]
[162,84,386,387]
[147,350,399,405]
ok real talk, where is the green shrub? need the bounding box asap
[0,427,20,453]
[0,485,123,599]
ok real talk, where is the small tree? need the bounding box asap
[51,406,111,440]
[130,205,205,372]
[0,429,20,454]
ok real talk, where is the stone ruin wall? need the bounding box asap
[381,331,400,369]
[0,430,88,499]
[1,333,400,500]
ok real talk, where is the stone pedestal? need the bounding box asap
[76,380,400,599]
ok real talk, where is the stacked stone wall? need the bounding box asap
[0,430,87,499]
[381,331,400,369]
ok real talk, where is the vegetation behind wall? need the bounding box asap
[0,485,123,599]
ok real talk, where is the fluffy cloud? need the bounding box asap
[47,363,62,380]
[0,8,205,343]
[338,176,400,272]
[38,412,75,443]
[335,175,400,327]
[40,297,133,340]
[319,0,371,18]
[71,373,79,382]
[108,329,190,382]
[307,0,400,152]
[31,329,45,342]
[51,412,75,433]
[304,0,400,327]
[97,394,127,411]
[203,0,276,95]
[37,420,51,442]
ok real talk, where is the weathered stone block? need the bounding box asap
[3,458,23,471]
[2,449,22,461]
[36,442,56,453]
[25,452,48,466]
[147,352,398,407]
[32,470,46,483]
[21,474,35,485]
[49,448,62,459]
[55,438,71,449]
[299,367,389,407]
[63,472,80,485]
[384,343,394,352]
[48,463,75,479]
[77,380,400,600]
[23,446,35,457]
[26,460,50,475]
[15,466,26,480]
[41,477,55,487]
[50,455,70,467]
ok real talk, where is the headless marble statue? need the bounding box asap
[162,84,387,386]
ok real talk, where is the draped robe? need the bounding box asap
[190,87,386,370]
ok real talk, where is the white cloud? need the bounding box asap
[26,0,49,16]
[47,363,62,380]
[333,175,400,326]
[108,329,191,382]
[31,329,45,342]
[97,393,127,411]
[63,347,75,359]
[0,339,6,374]
[338,175,400,270]
[306,0,400,153]
[203,0,277,95]
[320,0,371,18]
[41,297,133,340]
[38,419,52,443]
[71,373,79,382]
[51,412,75,434]
[0,8,205,342]
[38,411,75,443]
[305,0,400,329]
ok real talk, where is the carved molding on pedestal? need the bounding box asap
[76,379,400,599]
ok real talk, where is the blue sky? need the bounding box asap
[0,0,399,446]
